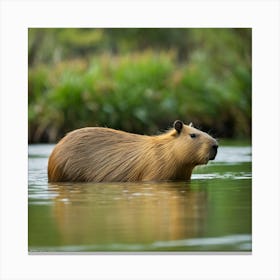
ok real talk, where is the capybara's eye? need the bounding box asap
[190,133,197,139]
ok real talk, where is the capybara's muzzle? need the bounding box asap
[209,144,218,160]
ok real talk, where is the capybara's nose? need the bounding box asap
[209,144,218,160]
[213,144,218,151]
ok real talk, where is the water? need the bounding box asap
[28,144,252,253]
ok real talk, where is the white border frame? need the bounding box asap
[1,0,279,279]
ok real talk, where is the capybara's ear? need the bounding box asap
[174,120,184,134]
[189,122,193,127]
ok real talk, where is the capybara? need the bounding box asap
[48,120,218,182]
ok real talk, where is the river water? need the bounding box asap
[28,143,252,253]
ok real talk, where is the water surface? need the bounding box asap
[28,144,251,253]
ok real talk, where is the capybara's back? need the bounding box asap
[48,121,218,182]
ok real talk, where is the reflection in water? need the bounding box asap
[49,182,208,249]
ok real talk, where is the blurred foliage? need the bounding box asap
[28,28,251,143]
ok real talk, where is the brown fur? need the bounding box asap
[48,121,218,182]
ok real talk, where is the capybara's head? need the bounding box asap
[172,120,218,166]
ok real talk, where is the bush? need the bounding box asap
[28,48,251,143]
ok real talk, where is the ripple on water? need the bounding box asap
[29,234,252,252]
[193,172,251,180]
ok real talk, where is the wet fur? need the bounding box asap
[48,123,218,182]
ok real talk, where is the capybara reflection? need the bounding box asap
[50,183,208,246]
[48,120,218,182]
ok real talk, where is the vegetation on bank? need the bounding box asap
[28,28,251,143]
